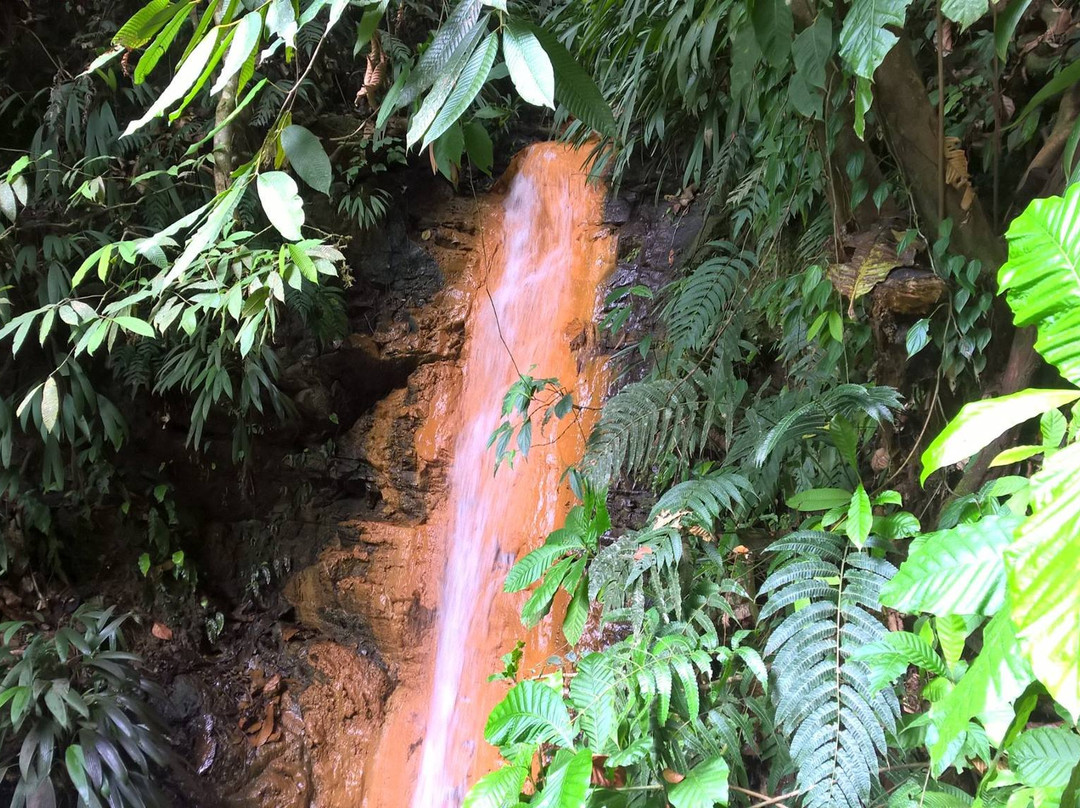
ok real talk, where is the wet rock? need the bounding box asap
[604,196,633,225]
[165,674,204,722]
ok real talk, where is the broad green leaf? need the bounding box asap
[570,653,615,752]
[422,32,499,150]
[257,171,305,241]
[921,389,1080,484]
[266,0,298,48]
[485,680,574,747]
[0,181,15,222]
[527,23,616,138]
[1010,727,1080,788]
[667,757,730,808]
[881,514,1019,616]
[394,0,484,112]
[998,182,1080,385]
[464,764,530,808]
[123,28,219,136]
[41,377,58,434]
[995,0,1032,61]
[752,0,794,67]
[288,243,318,283]
[1015,61,1080,129]
[1007,443,1080,719]
[66,746,101,808]
[793,14,831,90]
[852,630,948,691]
[160,173,249,288]
[930,613,1035,769]
[463,121,493,175]
[562,577,589,646]
[281,125,332,195]
[846,484,872,548]
[533,748,592,808]
[521,557,573,627]
[113,0,174,48]
[503,22,554,108]
[113,316,155,338]
[134,2,194,84]
[838,0,914,79]
[504,533,583,593]
[212,11,262,95]
[406,22,488,148]
[787,487,853,512]
[942,0,987,28]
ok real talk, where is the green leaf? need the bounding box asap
[562,576,589,646]
[212,11,262,95]
[422,32,499,150]
[0,181,16,222]
[289,243,318,283]
[1015,61,1080,129]
[463,121,493,175]
[930,612,1035,769]
[793,14,831,90]
[521,557,573,627]
[881,514,1019,616]
[257,171,305,241]
[266,0,298,48]
[41,376,58,434]
[752,0,794,67]
[464,764,530,808]
[138,553,151,576]
[66,745,101,808]
[846,484,872,548]
[123,28,219,137]
[995,0,1032,61]
[921,389,1080,484]
[162,173,249,287]
[503,22,554,108]
[838,0,914,79]
[570,653,615,752]
[787,488,854,512]
[113,0,174,48]
[485,680,574,747]
[134,2,193,84]
[942,0,987,28]
[533,748,592,808]
[998,182,1080,385]
[1010,727,1080,788]
[852,630,948,690]
[667,757,730,808]
[393,0,484,112]
[281,125,332,195]
[1007,443,1080,719]
[113,316,155,338]
[527,23,616,138]
[504,533,583,593]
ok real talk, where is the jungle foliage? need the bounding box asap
[1,0,1080,807]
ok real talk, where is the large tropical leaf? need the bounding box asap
[485,681,574,747]
[667,757,730,808]
[1006,443,1080,720]
[463,764,530,808]
[880,515,1020,616]
[929,613,1035,771]
[921,389,1080,483]
[503,22,554,108]
[532,748,592,808]
[421,32,499,149]
[998,182,1080,387]
[570,653,616,752]
[527,23,617,138]
[1009,727,1080,789]
[838,0,914,79]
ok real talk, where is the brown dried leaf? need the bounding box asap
[633,546,654,562]
[280,625,299,642]
[829,231,910,316]
[263,674,282,696]
[251,702,275,748]
[944,137,970,190]
[151,622,173,641]
[662,768,685,784]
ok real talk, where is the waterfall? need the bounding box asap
[408,143,612,806]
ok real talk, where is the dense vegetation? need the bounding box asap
[1,0,1079,806]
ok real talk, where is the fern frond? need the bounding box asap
[754,384,901,466]
[761,531,899,808]
[662,243,754,360]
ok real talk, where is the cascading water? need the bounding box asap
[407,143,613,806]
